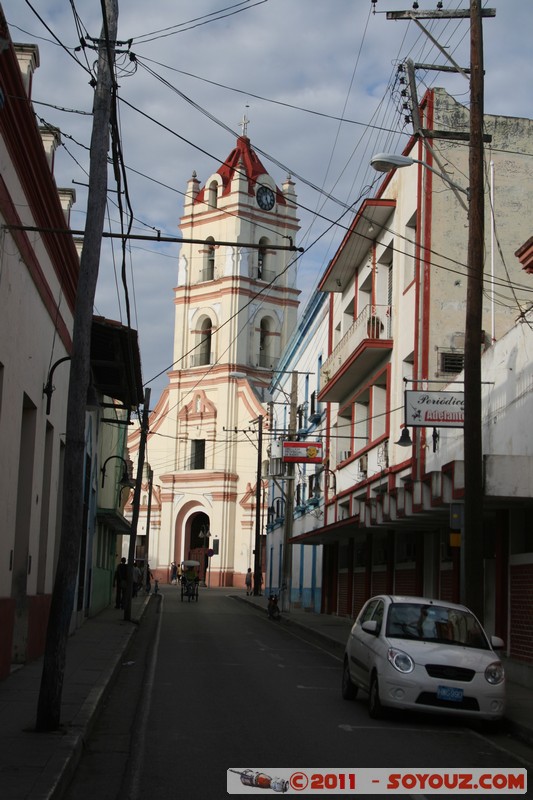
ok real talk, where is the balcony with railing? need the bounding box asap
[319,304,392,402]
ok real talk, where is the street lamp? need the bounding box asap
[371,153,469,198]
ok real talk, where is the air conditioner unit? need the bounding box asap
[340,450,352,462]
[359,455,368,474]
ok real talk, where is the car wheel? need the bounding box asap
[342,658,358,701]
[368,673,384,719]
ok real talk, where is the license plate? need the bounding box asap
[437,685,464,702]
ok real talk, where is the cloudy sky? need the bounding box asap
[7,0,533,404]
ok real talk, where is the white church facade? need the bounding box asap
[128,132,300,587]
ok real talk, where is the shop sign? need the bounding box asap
[282,441,323,463]
[405,390,464,428]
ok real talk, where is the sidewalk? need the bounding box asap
[0,590,531,800]
[0,594,150,800]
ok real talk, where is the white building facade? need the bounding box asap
[0,31,79,675]
[286,88,533,678]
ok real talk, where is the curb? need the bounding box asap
[42,596,152,800]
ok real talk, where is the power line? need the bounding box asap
[129,0,269,44]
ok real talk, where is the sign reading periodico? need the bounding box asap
[405,390,464,428]
[282,441,323,463]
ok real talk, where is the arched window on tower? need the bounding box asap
[201,237,215,282]
[257,315,278,368]
[191,317,213,367]
[208,180,218,209]
[256,237,272,282]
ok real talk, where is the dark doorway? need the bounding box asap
[189,513,210,581]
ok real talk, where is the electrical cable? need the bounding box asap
[22,0,93,75]
[130,0,269,45]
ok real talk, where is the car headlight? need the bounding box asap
[387,647,414,673]
[485,661,504,685]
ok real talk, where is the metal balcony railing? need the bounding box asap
[321,304,391,385]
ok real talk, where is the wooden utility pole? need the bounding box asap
[253,415,264,596]
[36,0,118,731]
[124,388,151,621]
[144,466,154,582]
[386,2,493,624]
[462,0,485,623]
[280,372,298,612]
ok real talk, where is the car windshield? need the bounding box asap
[386,602,489,649]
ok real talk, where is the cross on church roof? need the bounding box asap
[239,113,250,137]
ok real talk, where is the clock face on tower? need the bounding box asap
[256,185,275,211]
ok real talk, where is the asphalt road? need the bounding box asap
[64,587,532,800]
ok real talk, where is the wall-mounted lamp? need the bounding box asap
[43,356,71,415]
[396,428,413,447]
[199,525,211,545]
[101,455,135,489]
[396,426,440,451]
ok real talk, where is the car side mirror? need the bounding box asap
[490,635,505,650]
[361,619,378,635]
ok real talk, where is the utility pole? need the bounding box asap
[36,0,118,731]
[253,415,263,596]
[386,2,493,624]
[144,466,154,582]
[280,372,298,612]
[124,388,151,622]
[462,0,485,623]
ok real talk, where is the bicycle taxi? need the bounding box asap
[180,560,200,602]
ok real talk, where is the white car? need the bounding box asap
[342,595,505,721]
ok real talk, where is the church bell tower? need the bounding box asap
[139,129,300,587]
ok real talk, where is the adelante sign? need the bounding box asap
[405,390,464,428]
[282,441,323,463]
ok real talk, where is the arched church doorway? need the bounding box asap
[188,512,210,582]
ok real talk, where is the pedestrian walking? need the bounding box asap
[132,561,142,597]
[170,561,178,584]
[145,563,154,594]
[245,567,252,595]
[113,557,128,608]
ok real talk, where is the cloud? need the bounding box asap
[8,0,533,403]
